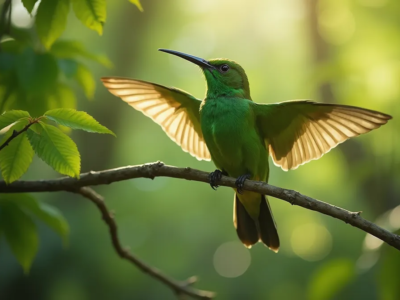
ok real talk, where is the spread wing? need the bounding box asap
[101,77,211,160]
[253,100,392,171]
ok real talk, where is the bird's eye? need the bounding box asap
[220,64,230,73]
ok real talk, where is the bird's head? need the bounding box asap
[159,49,251,100]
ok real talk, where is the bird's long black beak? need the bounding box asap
[158,49,215,70]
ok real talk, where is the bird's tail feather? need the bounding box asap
[258,195,280,252]
[234,194,259,247]
[234,193,280,252]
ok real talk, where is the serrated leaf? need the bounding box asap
[44,108,115,136]
[22,0,39,14]
[35,0,70,49]
[129,0,143,12]
[74,63,95,99]
[27,122,80,177]
[0,203,38,273]
[51,40,112,68]
[2,194,69,244]
[0,122,34,184]
[0,110,30,131]
[16,48,58,94]
[71,0,106,35]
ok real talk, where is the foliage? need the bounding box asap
[0,109,114,183]
[0,0,141,115]
[0,108,113,271]
[0,193,68,273]
[0,121,34,183]
[0,0,139,274]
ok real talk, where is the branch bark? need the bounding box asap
[75,187,214,300]
[0,122,34,151]
[1,161,399,251]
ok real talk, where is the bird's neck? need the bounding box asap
[205,83,250,99]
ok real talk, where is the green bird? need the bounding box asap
[102,49,392,252]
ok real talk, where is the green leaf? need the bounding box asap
[51,40,112,68]
[71,0,106,35]
[74,63,95,99]
[129,0,143,12]
[16,48,58,94]
[22,0,39,14]
[0,110,29,131]
[2,194,69,244]
[0,122,34,184]
[44,108,115,136]
[27,122,80,178]
[308,259,355,300]
[35,0,70,49]
[0,202,38,273]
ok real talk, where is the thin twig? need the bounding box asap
[2,162,400,251]
[0,121,35,151]
[75,187,214,300]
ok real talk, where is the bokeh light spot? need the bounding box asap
[291,223,332,261]
[213,241,251,278]
[389,205,400,229]
[11,0,36,28]
[356,252,380,272]
[367,64,399,101]
[363,234,383,250]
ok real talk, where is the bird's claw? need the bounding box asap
[209,170,225,190]
[235,174,251,194]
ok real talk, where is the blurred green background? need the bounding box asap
[1,0,400,299]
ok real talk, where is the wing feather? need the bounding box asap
[254,101,391,170]
[102,77,211,160]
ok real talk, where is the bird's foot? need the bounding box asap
[209,170,226,190]
[235,174,251,194]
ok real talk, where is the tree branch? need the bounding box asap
[0,122,34,151]
[75,187,214,299]
[1,161,399,251]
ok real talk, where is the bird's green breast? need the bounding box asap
[200,97,269,181]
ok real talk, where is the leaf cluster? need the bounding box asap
[0,0,140,278]
[22,0,142,46]
[1,0,141,116]
[0,109,114,184]
[0,38,110,117]
[0,108,114,272]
